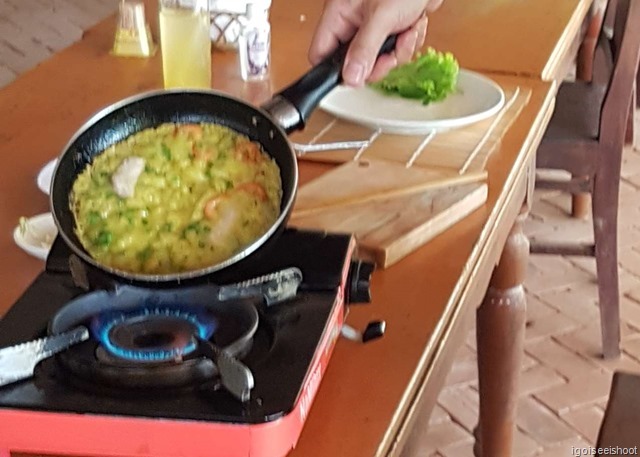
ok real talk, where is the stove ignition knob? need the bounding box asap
[341,320,386,343]
[347,260,375,304]
[362,320,386,342]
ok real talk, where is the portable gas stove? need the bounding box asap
[0,229,382,457]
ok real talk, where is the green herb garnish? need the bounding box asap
[95,230,112,247]
[161,143,172,160]
[370,48,459,105]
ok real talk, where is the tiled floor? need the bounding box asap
[1,1,640,456]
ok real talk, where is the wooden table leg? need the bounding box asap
[474,209,529,457]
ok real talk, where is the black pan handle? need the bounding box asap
[262,34,398,134]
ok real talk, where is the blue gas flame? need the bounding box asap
[91,306,217,362]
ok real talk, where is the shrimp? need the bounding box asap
[178,124,203,140]
[191,144,218,162]
[203,194,240,245]
[236,182,268,201]
[202,181,268,243]
[234,139,263,163]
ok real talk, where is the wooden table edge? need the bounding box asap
[377,79,557,457]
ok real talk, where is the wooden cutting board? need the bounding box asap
[292,159,487,218]
[290,181,488,267]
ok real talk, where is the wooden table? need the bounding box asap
[427,0,595,81]
[0,0,585,455]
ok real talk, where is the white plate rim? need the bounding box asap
[319,69,506,134]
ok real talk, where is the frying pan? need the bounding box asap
[50,36,397,284]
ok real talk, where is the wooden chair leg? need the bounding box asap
[572,191,591,218]
[576,7,604,82]
[571,173,591,219]
[636,65,639,107]
[592,175,621,359]
[626,85,636,145]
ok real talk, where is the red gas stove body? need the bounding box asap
[0,230,373,457]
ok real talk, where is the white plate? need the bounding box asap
[37,158,58,195]
[13,213,58,260]
[319,69,505,135]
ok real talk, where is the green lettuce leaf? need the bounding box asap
[370,48,459,105]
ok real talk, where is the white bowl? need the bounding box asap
[13,212,58,260]
[37,158,58,195]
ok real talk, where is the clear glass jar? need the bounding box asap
[158,0,211,89]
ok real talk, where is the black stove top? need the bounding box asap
[0,229,365,425]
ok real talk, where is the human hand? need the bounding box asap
[308,0,444,87]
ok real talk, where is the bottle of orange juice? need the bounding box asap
[159,0,211,89]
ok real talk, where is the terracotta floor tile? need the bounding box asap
[438,441,475,457]
[525,338,600,379]
[620,270,640,295]
[524,214,554,239]
[536,281,598,306]
[591,353,640,375]
[519,364,566,396]
[522,352,539,370]
[428,404,451,426]
[619,248,640,280]
[464,329,476,351]
[619,297,640,330]
[443,345,477,387]
[529,219,595,247]
[620,170,640,193]
[517,397,578,446]
[407,421,473,456]
[526,294,561,321]
[538,192,572,215]
[625,282,640,304]
[565,256,597,278]
[565,258,640,296]
[533,369,612,415]
[621,338,640,362]
[536,284,600,325]
[437,430,541,457]
[526,257,593,294]
[618,225,640,248]
[559,405,605,445]
[554,323,639,360]
[437,386,478,433]
[525,311,581,342]
[621,150,640,178]
[530,199,570,222]
[514,429,543,457]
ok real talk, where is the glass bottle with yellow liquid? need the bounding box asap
[159,0,212,89]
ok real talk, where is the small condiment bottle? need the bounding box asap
[238,0,271,81]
